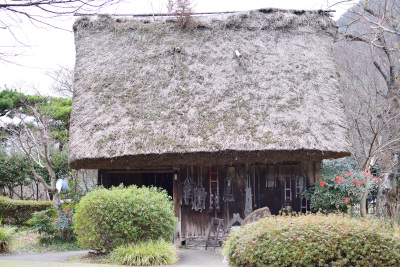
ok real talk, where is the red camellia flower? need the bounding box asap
[320,181,327,187]
[335,176,345,183]
[345,197,349,203]
[346,171,353,177]
[364,172,374,178]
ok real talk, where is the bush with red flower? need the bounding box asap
[53,204,75,240]
[28,203,75,240]
[304,171,380,214]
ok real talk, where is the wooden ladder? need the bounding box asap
[209,166,220,210]
[205,218,225,251]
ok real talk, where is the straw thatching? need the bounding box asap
[69,8,351,169]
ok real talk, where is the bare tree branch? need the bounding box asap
[1,0,124,62]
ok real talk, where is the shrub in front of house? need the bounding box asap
[109,239,178,266]
[223,214,400,266]
[73,185,177,252]
[0,196,52,225]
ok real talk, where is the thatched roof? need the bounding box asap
[69,8,351,169]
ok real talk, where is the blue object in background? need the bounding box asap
[56,179,70,192]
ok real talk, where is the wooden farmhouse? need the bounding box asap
[69,9,351,243]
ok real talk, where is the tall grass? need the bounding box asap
[0,225,15,253]
[110,239,178,266]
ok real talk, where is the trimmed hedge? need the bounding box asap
[0,196,52,225]
[73,185,177,252]
[224,214,400,266]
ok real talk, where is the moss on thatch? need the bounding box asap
[69,9,350,169]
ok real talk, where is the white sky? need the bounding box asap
[0,0,357,95]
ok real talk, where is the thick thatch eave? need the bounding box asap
[69,8,351,169]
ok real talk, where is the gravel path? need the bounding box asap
[0,248,228,267]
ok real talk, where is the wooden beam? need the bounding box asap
[173,168,182,245]
[107,169,173,174]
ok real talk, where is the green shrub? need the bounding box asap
[223,214,400,266]
[27,208,56,236]
[28,204,75,241]
[0,223,15,253]
[0,196,52,225]
[110,239,178,266]
[73,185,177,251]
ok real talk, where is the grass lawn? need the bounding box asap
[8,229,80,254]
[67,253,112,264]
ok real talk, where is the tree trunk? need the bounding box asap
[376,74,400,218]
[7,186,13,198]
[9,187,21,199]
[376,151,399,217]
[51,188,64,218]
[360,184,369,217]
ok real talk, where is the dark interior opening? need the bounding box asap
[102,170,173,198]
[142,173,173,197]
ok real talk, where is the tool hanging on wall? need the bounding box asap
[209,166,220,211]
[182,167,193,205]
[244,174,253,218]
[223,175,234,202]
[192,166,207,212]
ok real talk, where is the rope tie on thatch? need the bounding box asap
[234,50,242,58]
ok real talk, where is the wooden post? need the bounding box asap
[173,167,181,245]
[315,161,321,181]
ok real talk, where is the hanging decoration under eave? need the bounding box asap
[193,165,207,211]
[182,168,193,205]
[192,183,207,212]
[244,174,253,218]
[223,175,234,202]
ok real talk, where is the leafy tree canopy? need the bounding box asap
[0,88,71,127]
[0,88,71,143]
